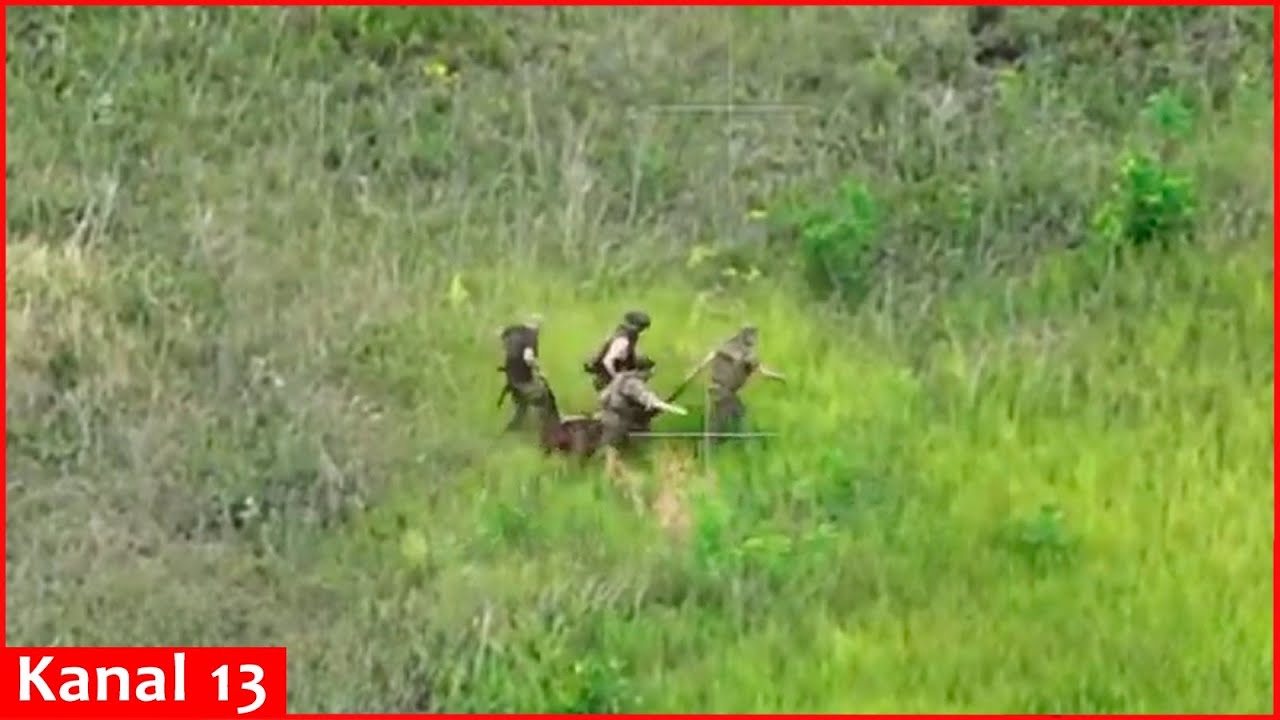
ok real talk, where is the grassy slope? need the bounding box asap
[6,6,1274,713]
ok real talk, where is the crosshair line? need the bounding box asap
[641,103,819,113]
[632,431,778,438]
[623,12,818,244]
[624,10,812,473]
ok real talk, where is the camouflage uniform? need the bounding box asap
[497,317,550,431]
[707,335,756,434]
[689,325,782,436]
[598,368,683,448]
[585,310,652,391]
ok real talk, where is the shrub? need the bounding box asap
[1092,150,1197,252]
[1091,91,1198,254]
[783,179,884,306]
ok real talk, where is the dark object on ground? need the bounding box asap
[536,383,604,458]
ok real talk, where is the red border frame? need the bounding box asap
[1,1,1275,718]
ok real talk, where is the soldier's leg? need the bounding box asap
[707,386,730,434]
[504,399,529,431]
[599,414,630,479]
[568,419,599,458]
[726,394,745,433]
[507,379,550,432]
[601,419,647,511]
[708,388,744,444]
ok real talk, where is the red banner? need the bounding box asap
[0,647,287,719]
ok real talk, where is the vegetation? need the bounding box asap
[6,6,1273,713]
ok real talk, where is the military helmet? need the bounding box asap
[731,324,759,348]
[623,310,651,331]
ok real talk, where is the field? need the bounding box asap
[5,6,1275,713]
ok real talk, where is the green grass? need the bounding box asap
[5,6,1274,713]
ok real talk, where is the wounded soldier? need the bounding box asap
[597,365,687,478]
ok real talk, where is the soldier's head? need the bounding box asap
[736,324,759,347]
[498,313,543,339]
[622,310,651,334]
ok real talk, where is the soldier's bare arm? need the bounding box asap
[738,342,784,382]
[601,336,631,376]
[522,346,539,369]
[758,363,786,382]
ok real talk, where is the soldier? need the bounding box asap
[674,324,785,437]
[496,314,550,432]
[597,365,688,479]
[584,310,653,391]
[626,356,662,434]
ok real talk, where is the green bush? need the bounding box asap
[1091,91,1198,253]
[787,179,883,306]
[1092,150,1197,253]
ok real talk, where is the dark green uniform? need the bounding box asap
[498,321,549,432]
[706,331,759,434]
[681,325,784,437]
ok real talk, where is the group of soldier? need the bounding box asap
[497,309,785,472]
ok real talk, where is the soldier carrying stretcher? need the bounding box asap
[671,324,785,439]
[584,310,654,391]
[597,364,688,478]
[496,314,550,432]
